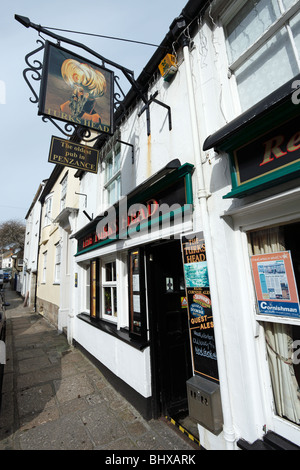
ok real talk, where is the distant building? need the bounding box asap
[36,166,79,334]
[21,181,46,307]
[1,251,13,270]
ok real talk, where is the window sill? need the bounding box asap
[77,313,149,351]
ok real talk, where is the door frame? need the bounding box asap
[146,239,192,419]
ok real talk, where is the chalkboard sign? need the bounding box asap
[181,233,219,383]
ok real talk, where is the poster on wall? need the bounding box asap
[181,232,219,383]
[39,41,114,135]
[251,251,300,319]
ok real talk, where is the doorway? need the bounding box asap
[146,240,193,420]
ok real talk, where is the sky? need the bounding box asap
[0,0,186,225]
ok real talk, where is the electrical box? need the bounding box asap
[158,54,178,82]
[186,375,223,434]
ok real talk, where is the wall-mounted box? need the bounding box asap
[186,375,223,434]
[158,54,178,82]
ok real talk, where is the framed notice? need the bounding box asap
[128,249,147,341]
[48,136,99,173]
[39,41,114,135]
[251,251,300,320]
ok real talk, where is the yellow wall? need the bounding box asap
[37,167,79,310]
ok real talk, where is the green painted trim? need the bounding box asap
[75,205,193,257]
[221,100,300,199]
[224,164,300,199]
[185,171,193,205]
[128,163,194,207]
[75,163,194,256]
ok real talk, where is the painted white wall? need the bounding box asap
[74,318,151,398]
[21,182,45,305]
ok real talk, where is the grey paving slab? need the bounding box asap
[0,286,201,452]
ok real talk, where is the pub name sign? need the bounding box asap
[39,41,114,135]
[225,116,300,198]
[48,136,99,174]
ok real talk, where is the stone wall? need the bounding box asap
[36,297,59,329]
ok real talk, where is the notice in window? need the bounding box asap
[251,251,300,319]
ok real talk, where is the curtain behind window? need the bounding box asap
[248,227,300,425]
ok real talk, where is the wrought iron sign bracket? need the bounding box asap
[15,14,150,142]
[116,139,134,164]
[138,91,172,136]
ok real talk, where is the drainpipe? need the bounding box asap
[182,38,236,450]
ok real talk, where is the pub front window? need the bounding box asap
[248,222,300,425]
[101,258,118,323]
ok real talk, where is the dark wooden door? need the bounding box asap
[147,240,192,417]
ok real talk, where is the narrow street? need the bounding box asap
[0,285,200,452]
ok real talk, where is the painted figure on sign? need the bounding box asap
[60,59,107,123]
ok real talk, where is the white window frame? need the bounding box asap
[219,0,300,112]
[44,194,53,227]
[85,264,91,312]
[54,242,61,284]
[100,256,118,323]
[60,172,68,212]
[103,141,121,206]
[42,251,47,283]
[81,262,90,313]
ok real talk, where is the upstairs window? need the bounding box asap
[224,0,300,111]
[54,243,61,283]
[104,142,121,206]
[44,195,53,226]
[60,173,68,211]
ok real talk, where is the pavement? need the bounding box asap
[0,285,201,452]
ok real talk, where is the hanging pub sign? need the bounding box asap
[38,41,114,135]
[48,136,99,174]
[181,232,219,384]
[251,251,300,320]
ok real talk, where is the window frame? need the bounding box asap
[85,263,91,313]
[220,0,300,112]
[42,250,47,283]
[100,256,118,323]
[247,222,300,428]
[60,172,68,212]
[223,193,300,436]
[54,242,61,284]
[128,248,147,342]
[44,194,53,227]
[103,141,121,206]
